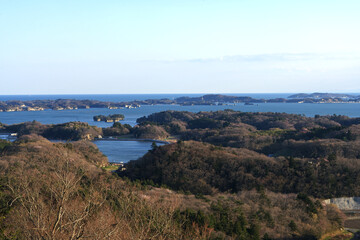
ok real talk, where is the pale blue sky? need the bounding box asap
[1,0,359,94]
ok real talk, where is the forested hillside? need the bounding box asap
[1,110,359,239]
[0,136,345,239]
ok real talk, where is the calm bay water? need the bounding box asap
[1,102,360,128]
[94,140,165,163]
[1,94,360,163]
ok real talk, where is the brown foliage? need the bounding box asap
[0,135,209,239]
[133,124,169,140]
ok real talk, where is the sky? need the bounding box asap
[0,0,360,94]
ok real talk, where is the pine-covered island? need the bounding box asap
[93,114,125,122]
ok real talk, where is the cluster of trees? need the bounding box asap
[121,140,360,198]
[120,110,360,237]
[132,124,169,140]
[93,114,124,122]
[0,135,345,239]
[2,121,103,141]
[0,135,215,239]
[175,189,344,239]
[0,120,169,140]
[102,122,132,136]
[134,110,360,153]
[136,110,360,132]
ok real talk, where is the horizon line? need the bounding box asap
[1,92,360,96]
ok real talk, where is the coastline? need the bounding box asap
[1,93,360,112]
[94,137,171,144]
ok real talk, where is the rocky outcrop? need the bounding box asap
[324,197,360,210]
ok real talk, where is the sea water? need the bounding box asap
[1,94,360,163]
[94,140,165,163]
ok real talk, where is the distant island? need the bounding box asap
[1,93,359,112]
[288,92,356,99]
[93,114,125,122]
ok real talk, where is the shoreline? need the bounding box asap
[1,101,360,113]
[1,93,360,112]
[94,137,171,144]
[0,134,171,145]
